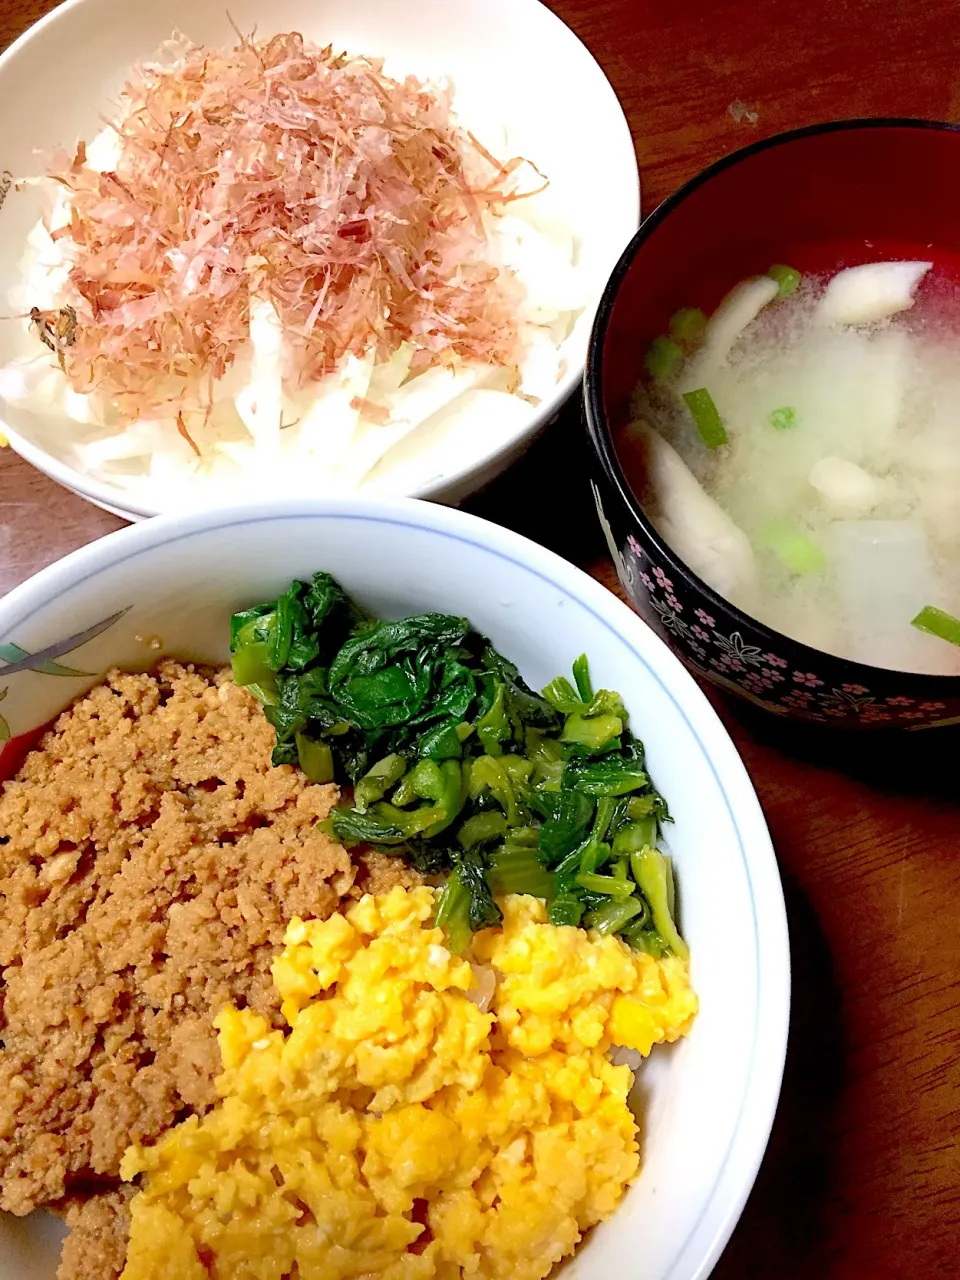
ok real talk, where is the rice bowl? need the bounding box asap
[0,496,789,1280]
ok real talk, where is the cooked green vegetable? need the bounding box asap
[760,520,826,575]
[910,605,960,647]
[231,573,687,956]
[769,406,798,430]
[767,263,802,297]
[669,307,708,348]
[296,733,334,784]
[645,335,685,382]
[682,387,728,448]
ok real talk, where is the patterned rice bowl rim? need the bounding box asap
[0,606,130,767]
[591,484,957,731]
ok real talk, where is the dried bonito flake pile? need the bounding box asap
[3,31,583,499]
[44,32,538,418]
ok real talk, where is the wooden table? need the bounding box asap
[2,1,959,1276]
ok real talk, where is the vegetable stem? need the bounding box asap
[572,654,593,703]
[584,897,644,935]
[576,871,636,898]
[629,847,688,959]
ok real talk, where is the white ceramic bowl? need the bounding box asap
[0,0,639,519]
[0,497,788,1280]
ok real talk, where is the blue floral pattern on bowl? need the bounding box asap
[0,607,130,744]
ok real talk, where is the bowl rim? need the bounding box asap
[0,495,790,1280]
[584,116,960,691]
[0,0,640,517]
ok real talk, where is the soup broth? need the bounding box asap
[621,258,960,676]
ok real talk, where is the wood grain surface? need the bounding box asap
[1,1,959,1276]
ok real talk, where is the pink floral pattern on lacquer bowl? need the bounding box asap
[582,120,960,732]
[586,479,960,731]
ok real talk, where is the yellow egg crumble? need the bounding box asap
[119,887,697,1280]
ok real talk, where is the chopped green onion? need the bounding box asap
[645,335,684,382]
[910,605,960,648]
[767,263,802,297]
[769,406,797,430]
[295,733,334,784]
[668,307,707,347]
[584,897,643,936]
[682,388,728,448]
[760,520,826,576]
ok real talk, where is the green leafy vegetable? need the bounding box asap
[231,574,688,956]
[910,605,960,647]
[548,891,585,927]
[767,263,802,297]
[682,387,728,449]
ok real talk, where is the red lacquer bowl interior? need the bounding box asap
[602,121,960,426]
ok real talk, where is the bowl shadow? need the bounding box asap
[463,396,607,568]
[710,872,846,1278]
[715,692,960,806]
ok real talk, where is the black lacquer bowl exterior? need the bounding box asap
[584,120,960,730]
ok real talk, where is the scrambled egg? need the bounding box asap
[120,888,697,1280]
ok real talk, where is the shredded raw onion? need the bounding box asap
[36,30,544,424]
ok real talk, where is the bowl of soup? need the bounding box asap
[585,119,960,729]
